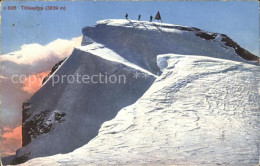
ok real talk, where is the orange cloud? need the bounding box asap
[22,71,49,94]
[1,125,22,157]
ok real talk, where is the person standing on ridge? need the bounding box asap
[150,15,153,22]
[125,13,128,20]
[138,14,141,21]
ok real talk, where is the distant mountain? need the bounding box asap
[5,19,259,165]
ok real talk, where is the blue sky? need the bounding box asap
[1,1,259,56]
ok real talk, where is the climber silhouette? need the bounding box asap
[125,13,128,20]
[138,14,141,21]
[150,15,153,22]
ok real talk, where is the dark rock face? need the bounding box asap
[195,32,217,41]
[54,111,66,122]
[221,34,259,61]
[22,102,32,146]
[42,58,67,85]
[22,102,66,147]
[22,110,51,147]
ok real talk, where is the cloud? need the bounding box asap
[1,126,22,157]
[21,72,49,94]
[1,36,82,77]
[0,36,82,156]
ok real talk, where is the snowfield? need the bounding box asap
[14,46,155,162]
[5,19,259,165]
[19,54,259,166]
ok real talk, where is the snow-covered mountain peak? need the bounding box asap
[4,19,259,165]
[82,19,259,75]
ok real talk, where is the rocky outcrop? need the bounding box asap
[42,58,67,85]
[220,34,259,61]
[22,107,66,147]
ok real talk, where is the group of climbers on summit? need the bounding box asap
[125,11,162,22]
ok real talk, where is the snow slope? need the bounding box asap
[82,19,258,74]
[6,19,259,165]
[19,54,260,166]
[12,43,155,163]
